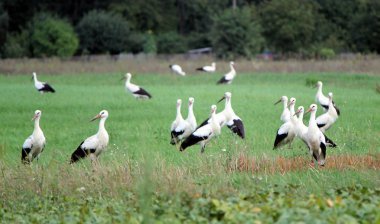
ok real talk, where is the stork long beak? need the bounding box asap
[90,114,101,122]
[31,76,34,81]
[287,101,293,107]
[274,99,281,105]
[305,108,312,115]
[31,115,38,121]
[293,110,301,116]
[120,76,125,81]
[217,96,226,103]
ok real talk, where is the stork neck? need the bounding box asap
[176,105,183,120]
[298,112,304,121]
[126,76,131,85]
[33,74,38,83]
[230,64,235,73]
[188,104,194,118]
[98,118,107,134]
[33,118,41,133]
[317,85,323,95]
[283,100,288,110]
[308,111,317,128]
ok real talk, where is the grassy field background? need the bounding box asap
[0,64,379,222]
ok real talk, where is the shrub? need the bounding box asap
[127,32,145,54]
[29,13,78,57]
[76,10,130,55]
[143,31,157,54]
[211,7,264,59]
[319,48,335,59]
[156,32,187,54]
[2,31,29,58]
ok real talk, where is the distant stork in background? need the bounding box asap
[123,73,152,99]
[70,110,109,164]
[180,105,220,153]
[32,72,55,93]
[169,64,186,76]
[196,62,216,72]
[22,110,46,164]
[316,92,339,133]
[170,98,197,144]
[274,95,290,123]
[198,92,245,139]
[217,61,236,84]
[315,81,340,115]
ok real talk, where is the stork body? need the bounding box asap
[180,105,220,153]
[273,98,296,149]
[170,99,185,144]
[22,110,46,164]
[32,72,55,93]
[70,110,109,164]
[124,73,152,99]
[274,96,290,123]
[316,92,338,133]
[217,61,236,84]
[170,98,197,144]
[169,64,186,76]
[315,81,340,115]
[196,62,216,72]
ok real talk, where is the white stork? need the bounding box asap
[169,64,186,76]
[196,62,216,72]
[123,73,152,99]
[32,72,55,93]
[315,81,340,115]
[217,61,236,84]
[304,104,327,166]
[198,92,245,139]
[316,92,339,133]
[180,105,220,153]
[274,96,290,123]
[273,97,296,149]
[170,99,185,144]
[21,110,46,164]
[70,110,109,164]
[170,97,197,144]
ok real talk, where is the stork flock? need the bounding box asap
[22,64,339,167]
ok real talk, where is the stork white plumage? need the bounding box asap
[170,99,185,144]
[180,105,220,153]
[304,104,327,166]
[21,110,46,164]
[316,92,339,132]
[70,110,109,164]
[32,72,55,93]
[196,62,216,72]
[123,73,152,99]
[217,61,236,84]
[169,64,186,76]
[273,97,296,149]
[198,92,245,139]
[315,81,340,115]
[274,96,290,123]
[170,98,197,144]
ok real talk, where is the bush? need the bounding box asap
[127,32,145,54]
[319,48,335,59]
[29,13,78,57]
[211,7,264,59]
[2,31,29,58]
[76,10,130,54]
[143,31,157,54]
[157,32,187,54]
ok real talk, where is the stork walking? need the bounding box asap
[316,92,339,133]
[169,64,186,76]
[70,110,109,164]
[273,97,296,149]
[196,62,216,72]
[21,110,46,164]
[217,61,236,84]
[170,98,197,144]
[32,72,55,93]
[123,73,152,99]
[274,96,290,123]
[180,105,220,153]
[315,81,340,115]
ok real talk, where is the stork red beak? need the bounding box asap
[287,101,293,107]
[31,114,38,121]
[293,110,301,116]
[90,114,101,122]
[274,99,281,105]
[305,108,312,115]
[217,96,226,103]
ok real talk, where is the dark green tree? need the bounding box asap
[0,3,9,52]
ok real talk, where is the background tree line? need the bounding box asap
[0,0,379,59]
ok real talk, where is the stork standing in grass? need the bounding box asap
[273,97,296,149]
[70,110,109,164]
[32,72,55,93]
[170,97,197,144]
[315,81,340,115]
[21,110,46,164]
[217,61,236,84]
[304,104,327,166]
[169,64,186,76]
[196,62,216,73]
[316,92,339,133]
[180,105,220,153]
[274,96,290,123]
[170,99,184,144]
[123,73,152,99]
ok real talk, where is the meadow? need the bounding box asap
[0,60,379,223]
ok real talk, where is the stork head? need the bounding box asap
[91,110,109,122]
[315,81,322,88]
[188,97,194,106]
[230,61,235,68]
[328,92,333,99]
[210,105,217,114]
[217,92,231,103]
[31,72,37,81]
[294,106,304,116]
[32,110,42,121]
[287,97,296,107]
[305,104,318,114]
[176,99,182,108]
[211,62,216,67]
[274,96,288,105]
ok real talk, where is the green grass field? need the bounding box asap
[0,71,379,223]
